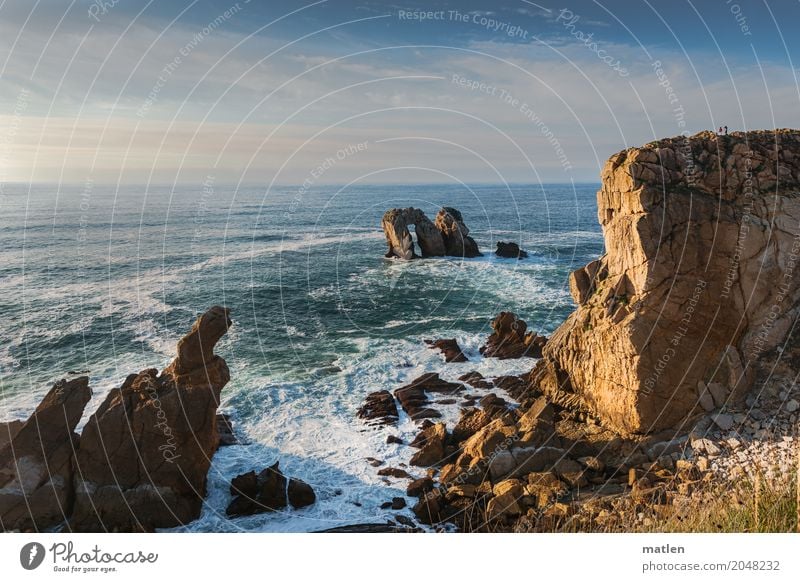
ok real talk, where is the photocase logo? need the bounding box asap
[20,542,46,570]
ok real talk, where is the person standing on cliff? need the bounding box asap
[718,126,723,134]
[724,125,728,135]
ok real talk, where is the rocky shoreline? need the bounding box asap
[2,129,798,533]
[361,129,800,532]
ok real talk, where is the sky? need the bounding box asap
[0,0,798,186]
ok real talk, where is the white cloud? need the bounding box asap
[1,6,798,185]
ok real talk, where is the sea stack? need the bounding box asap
[381,207,481,259]
[70,306,232,531]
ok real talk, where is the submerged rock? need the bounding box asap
[495,241,528,259]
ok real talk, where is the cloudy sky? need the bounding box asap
[0,0,798,186]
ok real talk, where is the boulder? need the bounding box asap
[70,306,232,531]
[460,418,518,468]
[486,479,524,520]
[410,423,447,467]
[424,338,468,363]
[532,130,800,433]
[406,477,434,497]
[226,462,307,517]
[495,241,528,259]
[0,377,91,531]
[480,312,547,359]
[288,478,316,509]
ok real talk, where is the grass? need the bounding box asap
[648,473,798,533]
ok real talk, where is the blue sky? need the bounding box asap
[0,0,798,185]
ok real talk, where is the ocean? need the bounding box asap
[0,182,603,532]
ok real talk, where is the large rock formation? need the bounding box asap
[535,130,800,434]
[0,378,91,531]
[70,306,232,531]
[381,207,480,259]
[434,207,482,258]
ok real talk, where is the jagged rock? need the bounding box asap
[70,306,232,531]
[525,472,568,508]
[410,423,447,467]
[434,207,482,258]
[452,408,492,444]
[697,381,715,412]
[424,338,468,362]
[533,130,800,434]
[459,418,518,470]
[480,312,547,359]
[0,377,91,531]
[516,397,556,447]
[412,493,443,525]
[458,371,492,389]
[495,241,528,259]
[394,374,463,421]
[357,390,399,426]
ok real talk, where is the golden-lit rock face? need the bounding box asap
[540,129,800,434]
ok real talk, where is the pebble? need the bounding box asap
[711,413,734,431]
[785,399,799,413]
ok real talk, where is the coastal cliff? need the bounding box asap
[538,129,800,433]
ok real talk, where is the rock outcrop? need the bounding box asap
[533,130,800,434]
[0,378,91,531]
[70,306,232,531]
[424,338,468,362]
[381,207,481,259]
[480,312,547,359]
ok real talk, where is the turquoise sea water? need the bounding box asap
[0,182,602,531]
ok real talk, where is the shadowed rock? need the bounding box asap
[70,306,232,532]
[480,312,547,359]
[0,377,91,531]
